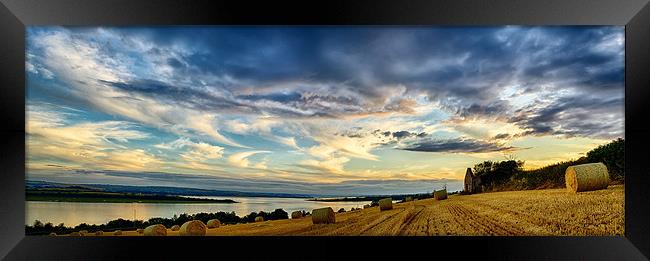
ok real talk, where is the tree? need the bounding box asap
[587,138,624,181]
[472,160,523,188]
[33,220,43,228]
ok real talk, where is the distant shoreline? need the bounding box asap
[27,191,238,204]
[307,197,371,202]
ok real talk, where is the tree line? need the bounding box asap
[470,138,624,192]
[26,208,293,235]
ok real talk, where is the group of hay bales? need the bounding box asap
[58,162,613,237]
[126,220,209,236]
[309,198,394,225]
[565,162,610,193]
[66,219,211,237]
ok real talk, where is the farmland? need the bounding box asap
[69,185,624,236]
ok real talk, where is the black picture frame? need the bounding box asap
[1,0,649,260]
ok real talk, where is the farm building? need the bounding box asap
[464,168,482,194]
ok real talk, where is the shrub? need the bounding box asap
[587,138,624,181]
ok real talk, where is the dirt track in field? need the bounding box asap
[73,185,624,236]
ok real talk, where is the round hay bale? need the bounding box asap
[291,211,303,219]
[565,162,610,193]
[179,220,206,236]
[363,204,370,209]
[338,208,346,213]
[143,224,167,236]
[207,219,221,228]
[379,198,393,211]
[136,228,144,234]
[311,207,335,224]
[170,225,180,231]
[79,230,88,236]
[49,232,57,236]
[94,231,104,236]
[113,230,122,236]
[69,232,81,236]
[255,216,264,222]
[434,189,448,200]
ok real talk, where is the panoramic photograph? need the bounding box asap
[25,26,624,236]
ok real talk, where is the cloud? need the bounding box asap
[155,138,225,164]
[298,156,351,174]
[26,103,160,171]
[27,28,247,148]
[275,136,301,150]
[378,130,428,140]
[400,138,515,153]
[508,96,624,139]
[28,26,623,142]
[310,134,380,161]
[227,151,270,168]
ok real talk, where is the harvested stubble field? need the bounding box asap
[76,185,624,236]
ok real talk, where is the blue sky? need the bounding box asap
[25,26,624,196]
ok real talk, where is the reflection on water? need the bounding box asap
[26,196,372,226]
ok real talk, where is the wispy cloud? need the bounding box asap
[27,103,160,171]
[227,151,270,168]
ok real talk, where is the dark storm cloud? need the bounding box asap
[457,102,511,119]
[509,96,623,139]
[401,138,515,153]
[518,27,624,90]
[336,129,430,142]
[55,26,624,139]
[378,130,428,140]
[102,79,253,113]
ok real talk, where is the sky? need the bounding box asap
[25,26,624,196]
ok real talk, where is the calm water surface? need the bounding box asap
[26,196,373,226]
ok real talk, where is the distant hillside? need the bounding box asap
[26,180,314,198]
